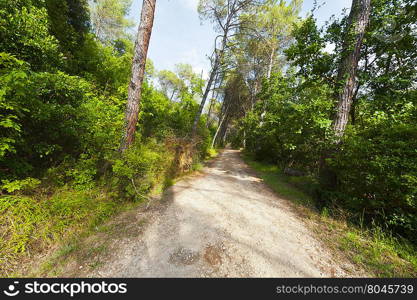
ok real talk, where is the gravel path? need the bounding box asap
[92,150,352,277]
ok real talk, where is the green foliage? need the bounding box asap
[0,53,29,159]
[175,63,205,96]
[239,0,417,243]
[285,16,335,81]
[0,70,99,179]
[157,69,184,100]
[339,227,417,277]
[140,82,200,139]
[64,154,98,190]
[0,188,118,274]
[45,0,90,72]
[0,0,211,276]
[89,0,134,44]
[1,178,40,193]
[242,73,333,172]
[0,0,62,71]
[330,124,417,241]
[76,34,133,90]
[112,138,173,200]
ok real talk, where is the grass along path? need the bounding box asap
[242,153,417,277]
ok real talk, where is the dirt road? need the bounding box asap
[91,150,353,277]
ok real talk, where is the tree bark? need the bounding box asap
[266,46,276,79]
[120,0,156,151]
[219,113,230,146]
[170,88,176,101]
[191,58,218,136]
[211,92,233,148]
[318,0,371,195]
[206,72,219,127]
[332,0,371,139]
[207,74,225,128]
[191,19,230,136]
[211,113,226,148]
[260,47,276,124]
[207,98,215,127]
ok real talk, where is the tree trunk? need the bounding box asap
[207,98,215,127]
[260,47,276,124]
[206,73,219,127]
[211,113,226,148]
[191,55,219,136]
[170,88,176,101]
[120,0,156,151]
[219,114,230,146]
[211,100,231,148]
[266,46,275,79]
[318,0,371,196]
[332,0,371,138]
[191,30,228,136]
[207,74,225,128]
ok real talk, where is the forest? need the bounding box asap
[0,0,416,277]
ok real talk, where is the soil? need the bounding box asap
[87,150,359,277]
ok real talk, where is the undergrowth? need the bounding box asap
[0,138,216,277]
[0,188,123,277]
[242,153,417,278]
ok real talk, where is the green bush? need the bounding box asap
[1,177,40,193]
[0,0,63,71]
[0,0,214,278]
[240,68,416,243]
[0,188,118,274]
[0,67,99,179]
[111,138,174,200]
[242,74,332,172]
[330,124,417,241]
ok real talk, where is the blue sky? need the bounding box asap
[128,0,352,77]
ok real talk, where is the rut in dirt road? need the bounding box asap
[92,150,353,277]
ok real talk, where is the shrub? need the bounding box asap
[0,188,118,275]
[242,74,332,172]
[111,138,174,200]
[330,124,417,241]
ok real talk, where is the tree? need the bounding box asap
[157,70,184,101]
[0,0,62,71]
[245,0,301,78]
[332,0,371,138]
[175,63,205,97]
[191,0,257,136]
[234,0,301,114]
[212,72,250,147]
[45,0,90,60]
[89,0,134,44]
[145,58,156,81]
[120,0,156,151]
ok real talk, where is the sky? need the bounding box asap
[128,0,352,78]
